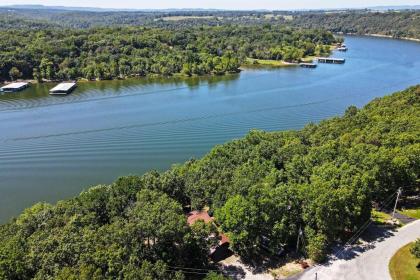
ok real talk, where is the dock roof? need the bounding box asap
[1,82,28,90]
[50,82,76,92]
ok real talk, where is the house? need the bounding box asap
[187,210,232,262]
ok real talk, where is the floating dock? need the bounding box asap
[299,63,317,68]
[317,57,346,64]
[0,82,29,92]
[49,82,77,95]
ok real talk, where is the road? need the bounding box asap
[295,220,420,280]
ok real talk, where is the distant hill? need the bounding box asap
[369,5,420,11]
[0,4,224,12]
[0,4,133,12]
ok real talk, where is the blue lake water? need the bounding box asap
[0,36,419,223]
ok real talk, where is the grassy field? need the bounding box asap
[398,208,420,219]
[244,58,298,67]
[372,209,392,225]
[160,16,215,21]
[389,242,420,280]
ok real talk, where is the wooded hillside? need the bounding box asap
[0,25,335,81]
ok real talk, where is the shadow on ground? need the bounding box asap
[325,223,397,264]
[222,265,247,279]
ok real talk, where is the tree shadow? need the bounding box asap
[221,264,246,279]
[324,223,397,264]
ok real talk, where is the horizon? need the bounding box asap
[2,1,420,11]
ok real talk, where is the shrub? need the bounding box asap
[410,239,420,259]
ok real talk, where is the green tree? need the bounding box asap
[39,58,54,80]
[411,239,420,259]
[8,67,22,81]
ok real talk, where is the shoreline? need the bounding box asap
[0,71,242,86]
[345,33,420,42]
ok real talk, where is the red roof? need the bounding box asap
[187,211,214,225]
[219,233,230,245]
[187,210,230,246]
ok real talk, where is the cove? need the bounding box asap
[0,36,419,223]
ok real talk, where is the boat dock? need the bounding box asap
[1,82,29,92]
[49,82,77,95]
[317,57,346,64]
[299,63,317,68]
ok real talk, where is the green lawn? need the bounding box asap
[245,58,297,67]
[398,208,420,219]
[389,242,420,280]
[372,209,392,225]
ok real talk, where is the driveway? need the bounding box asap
[294,220,420,280]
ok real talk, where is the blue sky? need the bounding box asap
[4,0,420,10]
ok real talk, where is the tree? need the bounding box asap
[9,67,22,81]
[215,195,260,256]
[411,239,420,259]
[32,68,42,82]
[305,228,328,263]
[39,58,54,80]
[128,189,187,257]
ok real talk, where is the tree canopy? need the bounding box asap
[0,25,336,82]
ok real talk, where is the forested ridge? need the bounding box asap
[289,11,420,40]
[0,25,336,82]
[1,8,418,38]
[1,86,418,280]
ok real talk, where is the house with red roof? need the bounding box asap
[186,210,232,261]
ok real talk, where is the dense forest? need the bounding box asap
[0,25,336,81]
[289,11,420,40]
[1,86,418,279]
[1,8,419,39]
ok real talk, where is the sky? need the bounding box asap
[3,0,420,10]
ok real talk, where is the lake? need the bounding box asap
[0,36,419,223]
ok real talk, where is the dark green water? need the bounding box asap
[1,36,419,223]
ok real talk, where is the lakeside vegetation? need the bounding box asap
[0,85,418,279]
[0,25,336,82]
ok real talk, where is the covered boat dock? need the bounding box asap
[49,82,77,95]
[1,82,29,92]
[317,57,346,64]
[299,63,317,68]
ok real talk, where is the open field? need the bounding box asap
[160,16,216,21]
[245,58,297,67]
